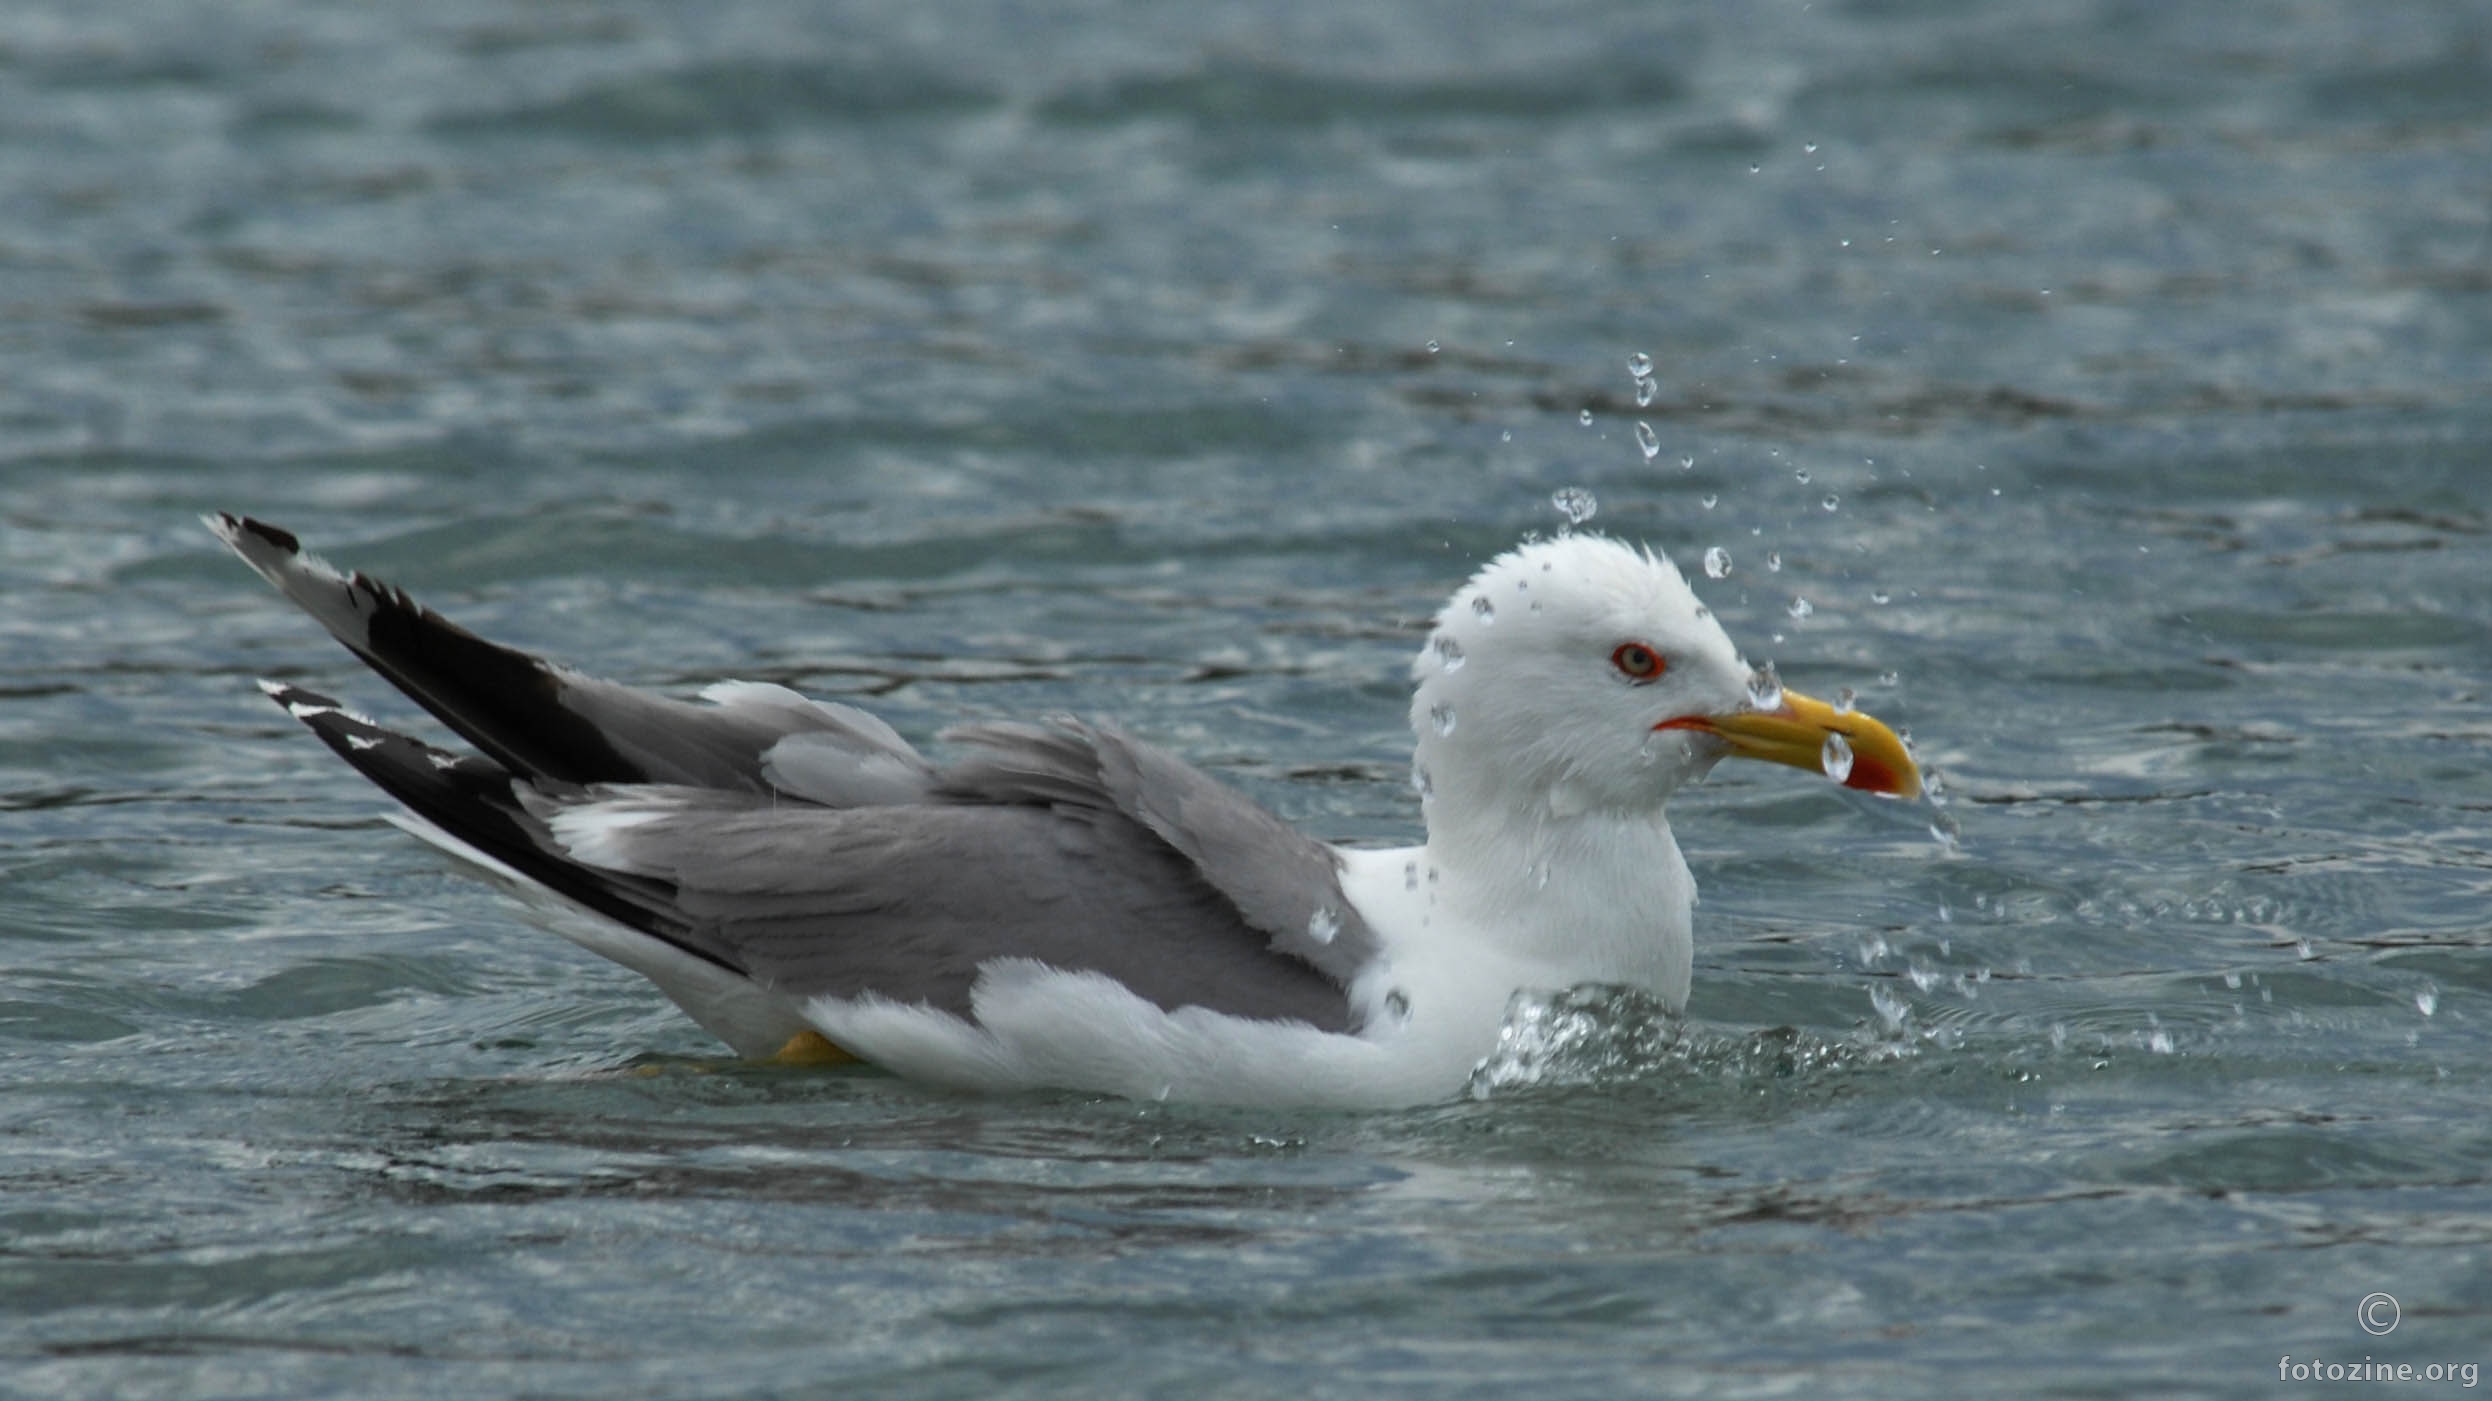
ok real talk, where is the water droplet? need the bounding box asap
[1703,546,1732,579]
[1746,661,1783,711]
[1306,906,1340,945]
[1822,493,1840,512]
[1628,421,1658,460]
[1385,988,1412,1021]
[1500,429,1512,442]
[1787,595,1813,620]
[1432,634,1466,671]
[1470,595,1494,624]
[1578,408,1594,427]
[1879,669,1900,687]
[1626,351,1653,378]
[1925,768,1948,806]
[1766,550,1783,572]
[1551,485,1598,526]
[2417,985,2439,1016]
[1820,732,1854,783]
[1678,454,1695,471]
[1700,492,1719,510]
[1747,163,1761,174]
[1870,588,1891,605]
[1426,340,1441,354]
[1795,467,1811,485]
[1404,860,1419,892]
[1803,141,1820,154]
[1634,376,1658,407]
[1928,812,1961,849]
[1429,701,1458,737]
[1411,761,1435,800]
[1834,686,1857,714]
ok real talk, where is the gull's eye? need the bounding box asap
[1610,642,1666,683]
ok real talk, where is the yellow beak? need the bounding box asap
[1660,688,1922,799]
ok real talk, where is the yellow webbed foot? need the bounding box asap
[770,1029,859,1066]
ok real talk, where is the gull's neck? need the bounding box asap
[1409,746,1697,1006]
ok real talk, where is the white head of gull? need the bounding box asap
[1328,533,1918,1100]
[208,514,1918,1109]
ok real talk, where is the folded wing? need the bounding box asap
[217,515,1377,1046]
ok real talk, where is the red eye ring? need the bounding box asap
[1611,642,1666,682]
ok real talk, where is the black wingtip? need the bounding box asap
[206,512,301,556]
[252,679,723,973]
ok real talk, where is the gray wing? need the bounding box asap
[219,512,1374,1033]
[532,771,1370,1032]
[207,512,932,804]
[933,720,1381,987]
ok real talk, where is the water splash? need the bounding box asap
[1305,906,1340,945]
[1820,732,1854,782]
[1551,485,1598,527]
[1467,985,1918,1099]
[1467,985,1684,1097]
[1746,660,1784,711]
[1928,811,1962,849]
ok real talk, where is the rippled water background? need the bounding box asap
[6,1,2490,1396]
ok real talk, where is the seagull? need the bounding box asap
[207,513,1919,1107]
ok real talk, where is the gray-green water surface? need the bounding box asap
[4,1,2489,1396]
